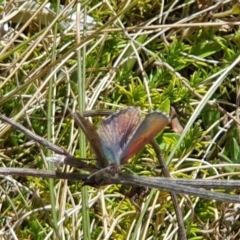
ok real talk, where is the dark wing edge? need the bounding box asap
[72,113,109,168]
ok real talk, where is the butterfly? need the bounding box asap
[72,107,170,175]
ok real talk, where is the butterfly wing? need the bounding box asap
[72,112,109,168]
[97,107,141,165]
[120,111,171,164]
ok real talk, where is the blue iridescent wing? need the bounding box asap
[120,111,171,164]
[97,107,141,165]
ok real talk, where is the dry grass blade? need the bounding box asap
[1,0,240,239]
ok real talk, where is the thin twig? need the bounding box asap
[0,114,96,171]
[151,139,186,240]
[0,167,240,203]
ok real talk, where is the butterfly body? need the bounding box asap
[97,107,141,165]
[97,107,171,165]
[73,107,170,180]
